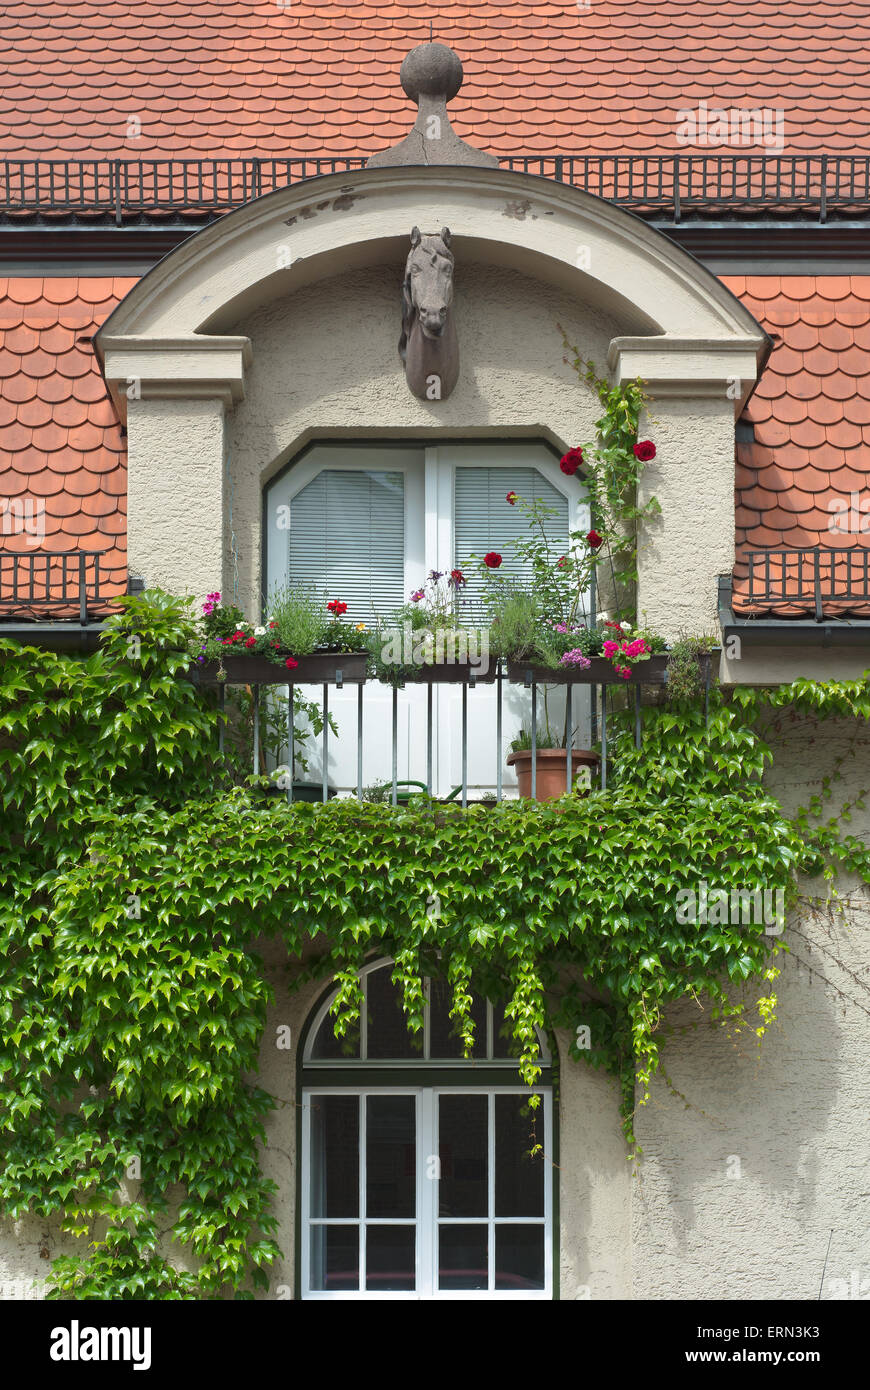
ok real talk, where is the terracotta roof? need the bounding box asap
[0,278,132,619]
[724,275,870,618]
[2,1,870,159]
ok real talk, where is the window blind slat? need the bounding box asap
[287,469,405,622]
[454,468,571,617]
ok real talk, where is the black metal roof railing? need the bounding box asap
[0,550,107,625]
[1,154,868,225]
[744,548,870,620]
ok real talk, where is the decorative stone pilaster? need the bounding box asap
[101,335,251,604]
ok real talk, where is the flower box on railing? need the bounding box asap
[397,661,498,685]
[507,655,670,686]
[191,651,369,686]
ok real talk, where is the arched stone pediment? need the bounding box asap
[97,164,766,356]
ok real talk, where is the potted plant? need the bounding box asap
[192,587,370,685]
[506,725,600,802]
[367,569,496,685]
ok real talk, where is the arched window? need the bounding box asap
[300,959,555,1300]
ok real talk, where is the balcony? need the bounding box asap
[188,650,710,807]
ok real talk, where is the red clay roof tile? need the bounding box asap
[722,274,870,617]
[0,276,134,613]
[3,1,870,159]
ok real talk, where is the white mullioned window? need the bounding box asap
[300,960,554,1300]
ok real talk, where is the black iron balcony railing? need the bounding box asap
[0,154,867,225]
[0,550,106,624]
[744,548,870,620]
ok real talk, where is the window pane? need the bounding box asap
[366,966,420,1059]
[309,1095,359,1219]
[492,1001,542,1060]
[454,465,572,620]
[438,1094,488,1217]
[428,978,486,1059]
[495,1225,545,1290]
[439,1224,488,1291]
[310,1007,360,1060]
[495,1095,545,1217]
[366,1226,416,1292]
[310,1225,359,1293]
[287,468,405,623]
[366,1095,416,1218]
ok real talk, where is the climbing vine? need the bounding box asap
[1,593,869,1298]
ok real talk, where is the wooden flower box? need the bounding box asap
[400,661,498,684]
[507,655,670,686]
[190,650,369,686]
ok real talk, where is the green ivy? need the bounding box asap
[1,593,869,1298]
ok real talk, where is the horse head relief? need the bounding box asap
[399,225,459,401]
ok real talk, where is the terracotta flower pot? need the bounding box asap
[506,747,600,801]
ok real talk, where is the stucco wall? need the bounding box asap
[225,260,623,617]
[631,714,870,1300]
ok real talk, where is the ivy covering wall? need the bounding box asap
[1,592,869,1298]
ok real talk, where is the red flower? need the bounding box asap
[269,621,276,629]
[633,440,656,462]
[271,642,280,649]
[586,529,603,549]
[244,636,256,649]
[556,556,567,569]
[285,657,299,670]
[450,568,466,586]
[327,599,348,616]
[559,447,584,476]
[506,491,518,505]
[484,552,503,569]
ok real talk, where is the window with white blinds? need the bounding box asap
[286,469,405,623]
[454,467,570,612]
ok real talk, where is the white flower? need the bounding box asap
[254,626,266,636]
[620,621,632,631]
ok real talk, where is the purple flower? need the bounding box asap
[428,570,443,582]
[410,589,425,603]
[559,649,592,669]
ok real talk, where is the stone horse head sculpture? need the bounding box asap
[399,225,459,401]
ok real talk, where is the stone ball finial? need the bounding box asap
[400,42,463,104]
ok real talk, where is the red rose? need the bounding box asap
[484,552,502,569]
[633,440,656,462]
[506,491,518,505]
[450,568,466,586]
[327,599,348,616]
[285,657,298,670]
[586,529,603,549]
[559,447,584,476]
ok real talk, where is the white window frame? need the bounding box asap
[301,1085,553,1301]
[262,439,589,619]
[300,960,553,1300]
